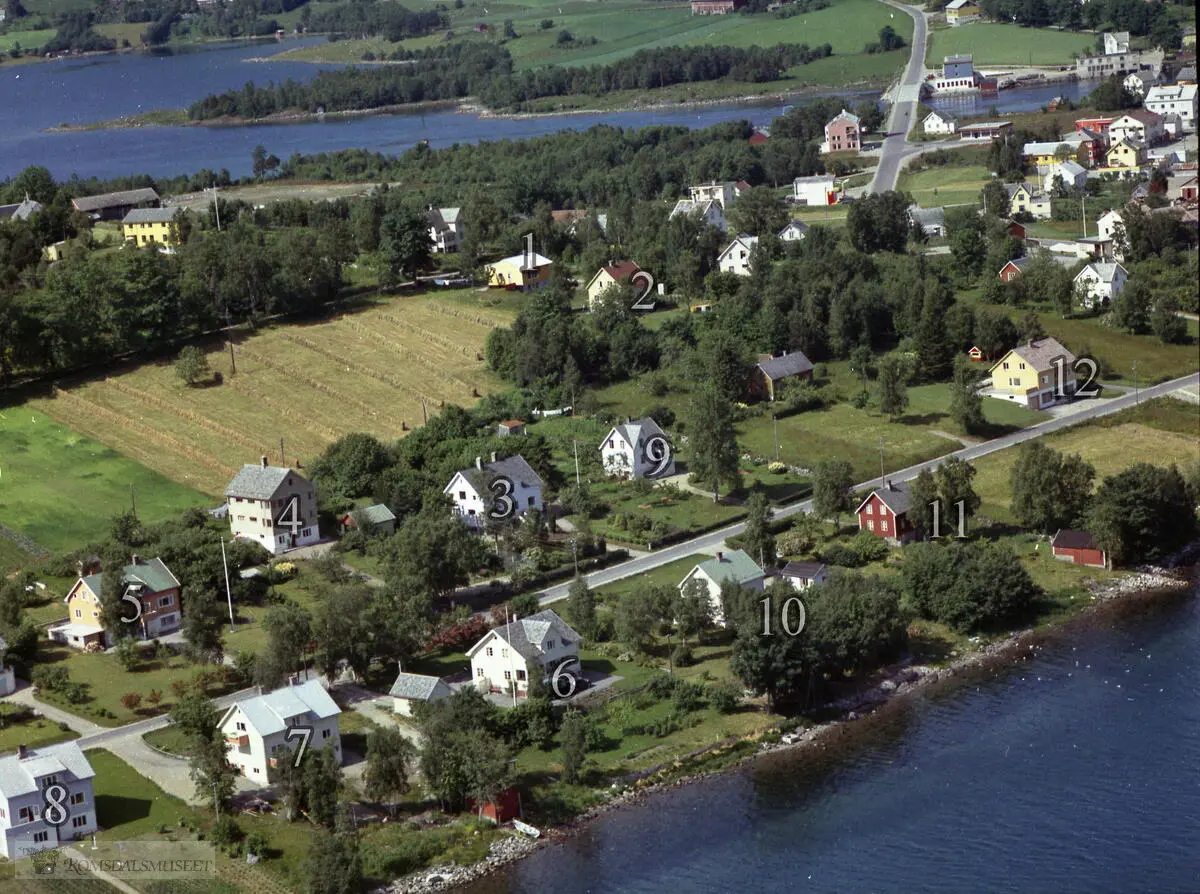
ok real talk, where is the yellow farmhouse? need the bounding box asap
[486,251,554,290]
[121,207,181,249]
[989,336,1078,410]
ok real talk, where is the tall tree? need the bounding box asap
[811,460,855,531]
[935,457,981,536]
[257,600,313,688]
[908,468,939,540]
[378,204,432,286]
[673,577,715,645]
[1089,463,1196,566]
[181,586,226,664]
[1010,442,1095,533]
[741,491,776,569]
[559,709,589,784]
[727,186,788,237]
[306,811,363,894]
[564,576,597,639]
[876,355,909,419]
[948,354,987,434]
[686,384,740,502]
[1110,277,1152,334]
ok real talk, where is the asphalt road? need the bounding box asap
[869,0,929,195]
[537,373,1200,606]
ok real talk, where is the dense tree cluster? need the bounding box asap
[977,0,1181,46]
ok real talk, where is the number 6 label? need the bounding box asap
[1051,355,1100,399]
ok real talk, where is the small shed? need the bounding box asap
[339,504,397,537]
[1050,529,1107,568]
[750,351,814,401]
[779,561,828,590]
[968,346,985,362]
[467,786,521,823]
[497,419,527,437]
[389,671,453,716]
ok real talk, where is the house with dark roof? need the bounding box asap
[0,195,42,222]
[908,205,947,237]
[780,561,828,591]
[679,550,766,625]
[999,256,1031,282]
[50,555,182,649]
[219,679,341,786]
[856,480,916,544]
[586,260,642,307]
[71,187,161,220]
[750,350,814,401]
[466,609,581,697]
[121,207,181,249]
[389,671,453,715]
[426,206,462,253]
[989,336,1077,409]
[778,219,809,242]
[1050,529,1107,568]
[338,503,397,537]
[600,417,674,480]
[225,457,320,554]
[0,742,97,858]
[444,454,544,529]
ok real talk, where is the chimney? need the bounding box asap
[475,456,483,470]
[17,744,27,760]
[261,455,269,468]
[76,559,84,579]
[717,551,724,562]
[490,451,497,463]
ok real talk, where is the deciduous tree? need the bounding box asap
[1089,463,1196,566]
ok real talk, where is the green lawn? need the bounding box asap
[0,409,209,555]
[926,22,1095,66]
[0,706,77,752]
[0,28,56,52]
[223,569,326,657]
[897,164,992,207]
[592,553,712,602]
[88,750,196,839]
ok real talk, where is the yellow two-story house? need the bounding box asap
[989,336,1077,410]
[121,207,181,249]
[1104,137,1146,170]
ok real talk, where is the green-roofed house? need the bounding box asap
[678,549,765,626]
[50,555,182,649]
[339,504,397,537]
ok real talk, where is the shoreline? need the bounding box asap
[383,565,1196,893]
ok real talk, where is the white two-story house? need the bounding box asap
[600,417,675,480]
[1073,261,1129,309]
[467,609,581,697]
[0,742,97,859]
[225,458,320,555]
[443,454,544,529]
[678,549,766,626]
[717,234,759,276]
[219,680,342,787]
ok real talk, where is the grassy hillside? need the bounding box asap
[27,289,515,497]
[926,22,1094,67]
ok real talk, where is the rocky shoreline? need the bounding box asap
[379,566,1195,893]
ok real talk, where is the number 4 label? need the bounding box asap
[1052,355,1100,399]
[276,496,303,535]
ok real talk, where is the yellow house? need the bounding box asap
[43,239,69,263]
[585,261,640,308]
[1105,138,1146,170]
[945,0,981,25]
[989,336,1077,410]
[121,207,180,249]
[486,250,554,290]
[50,556,182,650]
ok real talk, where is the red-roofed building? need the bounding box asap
[586,261,642,307]
[1074,116,1115,138]
[748,129,769,145]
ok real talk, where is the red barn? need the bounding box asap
[998,257,1029,282]
[1050,529,1107,568]
[1003,218,1027,240]
[467,787,522,823]
[855,480,916,545]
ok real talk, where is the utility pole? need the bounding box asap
[130,483,136,516]
[573,439,580,486]
[211,186,221,232]
[878,436,886,487]
[279,437,285,466]
[773,415,780,462]
[1081,194,1087,239]
[1132,360,1138,406]
[225,309,236,376]
[420,397,428,426]
[220,537,235,632]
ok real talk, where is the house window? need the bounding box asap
[504,670,512,681]
[75,609,82,618]
[459,491,466,500]
[501,648,509,658]
[866,504,873,515]
[73,815,88,828]
[516,669,527,681]
[476,667,484,677]
[159,596,172,608]
[867,519,875,531]
[20,806,33,821]
[249,517,257,523]
[33,831,49,843]
[1002,362,1009,370]
[486,647,493,657]
[236,721,246,731]
[527,496,535,507]
[881,520,889,532]
[70,793,84,805]
[322,729,331,740]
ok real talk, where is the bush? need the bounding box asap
[209,816,243,847]
[820,543,864,567]
[850,531,890,562]
[246,831,268,857]
[64,682,89,704]
[670,680,708,713]
[670,644,695,668]
[32,665,69,693]
[708,680,743,714]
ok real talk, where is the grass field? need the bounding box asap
[0,708,77,751]
[0,28,56,52]
[0,409,209,556]
[897,163,991,207]
[28,290,514,498]
[926,22,1094,67]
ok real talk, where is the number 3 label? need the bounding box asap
[488,476,516,520]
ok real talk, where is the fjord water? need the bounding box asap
[472,587,1200,894]
[3,40,1098,181]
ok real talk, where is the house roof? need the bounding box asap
[1075,261,1127,283]
[72,188,160,212]
[959,121,1011,132]
[498,419,526,428]
[1051,529,1101,551]
[992,336,1076,374]
[855,480,911,517]
[1108,137,1146,152]
[1003,182,1039,199]
[602,416,668,452]
[688,549,764,587]
[756,350,814,381]
[778,219,809,236]
[1001,257,1031,273]
[945,54,973,64]
[355,504,396,525]
[1051,160,1086,177]
[495,252,554,270]
[467,609,579,661]
[592,261,640,286]
[719,234,758,260]
[781,561,827,580]
[389,672,451,701]
[924,110,957,123]
[1115,108,1163,126]
[122,207,177,225]
[448,454,545,494]
[1145,84,1197,104]
[0,196,42,221]
[224,680,340,737]
[0,742,95,800]
[670,198,723,220]
[78,556,180,600]
[225,463,301,499]
[1176,67,1196,83]
[828,108,861,126]
[946,0,976,8]
[908,205,946,228]
[1023,141,1073,156]
[793,174,836,185]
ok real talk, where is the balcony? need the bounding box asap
[226,733,249,747]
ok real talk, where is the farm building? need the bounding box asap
[497,419,527,437]
[71,187,161,221]
[339,503,397,536]
[1050,529,1107,568]
[750,351,814,401]
[487,250,554,290]
[945,0,980,25]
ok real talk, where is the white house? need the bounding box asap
[1124,70,1158,99]
[467,609,581,697]
[1144,83,1198,131]
[1074,261,1129,308]
[426,207,463,253]
[669,198,728,232]
[688,181,737,209]
[922,109,958,135]
[389,671,452,716]
[678,549,765,626]
[0,742,97,859]
[717,234,759,276]
[1096,208,1124,242]
[1109,110,1165,146]
[777,219,809,241]
[219,680,342,787]
[443,454,544,529]
[225,458,320,555]
[600,417,674,480]
[779,561,828,591]
[908,205,947,237]
[792,174,838,206]
[1103,31,1130,55]
[1043,160,1088,191]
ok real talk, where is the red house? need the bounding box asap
[748,130,769,146]
[855,480,915,544]
[1074,117,1114,139]
[998,257,1029,282]
[1050,529,1107,568]
[968,346,986,362]
[1003,218,1027,240]
[467,787,522,823]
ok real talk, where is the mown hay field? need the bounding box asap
[29,290,515,497]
